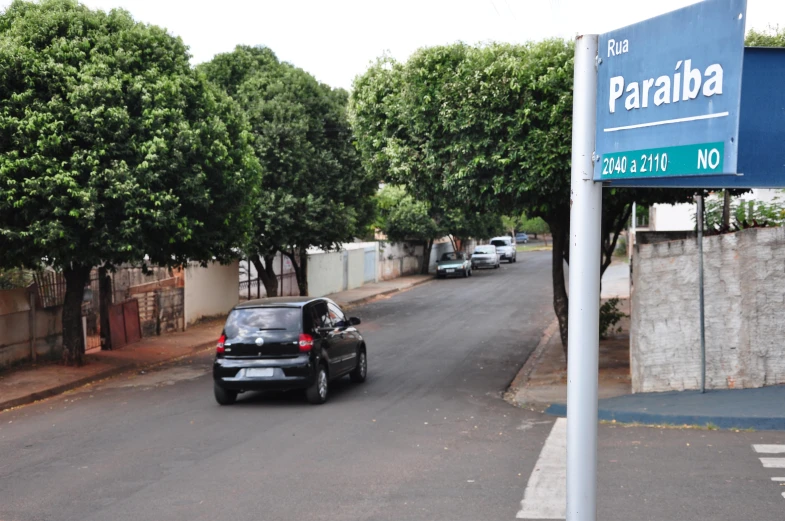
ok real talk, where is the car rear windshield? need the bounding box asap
[224,307,302,338]
[474,247,494,254]
[490,240,509,247]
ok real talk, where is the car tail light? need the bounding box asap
[299,333,314,352]
[216,334,226,355]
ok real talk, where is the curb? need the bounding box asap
[504,318,560,405]
[0,340,214,412]
[544,404,785,431]
[341,277,434,311]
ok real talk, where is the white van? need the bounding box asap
[490,236,517,263]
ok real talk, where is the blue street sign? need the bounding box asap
[607,47,785,189]
[594,0,747,184]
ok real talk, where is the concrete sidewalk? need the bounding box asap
[329,274,433,310]
[509,266,785,430]
[546,385,785,431]
[0,274,433,412]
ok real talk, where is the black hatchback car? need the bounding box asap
[213,297,367,405]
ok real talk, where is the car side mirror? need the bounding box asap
[349,317,361,326]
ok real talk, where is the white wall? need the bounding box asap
[746,189,783,204]
[184,261,239,326]
[346,249,365,290]
[306,250,345,297]
[378,242,423,280]
[650,202,695,231]
[306,242,380,297]
[649,190,785,232]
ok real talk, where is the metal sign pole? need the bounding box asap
[696,195,706,393]
[567,33,601,521]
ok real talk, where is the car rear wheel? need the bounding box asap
[214,384,237,406]
[306,365,329,404]
[350,349,367,383]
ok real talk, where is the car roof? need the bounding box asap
[234,296,331,309]
[490,236,511,241]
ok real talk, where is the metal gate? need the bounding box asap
[364,247,376,283]
[108,299,142,349]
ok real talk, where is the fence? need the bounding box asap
[0,287,63,368]
[239,272,298,300]
[32,271,65,309]
[132,287,184,336]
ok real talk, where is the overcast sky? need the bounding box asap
[2,0,783,89]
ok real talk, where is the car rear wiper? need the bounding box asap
[257,327,286,331]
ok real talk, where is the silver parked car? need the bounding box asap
[471,244,500,270]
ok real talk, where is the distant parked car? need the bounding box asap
[490,236,517,263]
[515,232,529,244]
[471,244,500,270]
[213,297,367,405]
[436,251,472,278]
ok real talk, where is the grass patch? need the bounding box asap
[517,244,552,252]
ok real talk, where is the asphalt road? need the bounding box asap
[3,251,783,521]
[0,253,558,521]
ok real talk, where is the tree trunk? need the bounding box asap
[286,249,309,296]
[252,254,278,298]
[98,265,113,350]
[722,190,731,231]
[421,239,434,274]
[600,203,633,277]
[62,265,91,366]
[548,217,569,360]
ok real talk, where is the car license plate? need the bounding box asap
[446,269,455,273]
[246,368,274,378]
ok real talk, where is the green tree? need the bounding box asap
[443,207,504,253]
[375,185,502,270]
[375,185,442,250]
[501,215,520,235]
[0,0,261,364]
[703,192,785,230]
[518,213,550,240]
[201,46,377,296]
[351,40,694,353]
[0,268,32,290]
[746,25,785,47]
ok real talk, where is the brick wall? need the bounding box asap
[631,227,785,393]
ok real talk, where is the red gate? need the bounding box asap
[108,299,142,349]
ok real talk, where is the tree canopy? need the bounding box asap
[0,0,261,363]
[201,45,378,295]
[351,40,695,350]
[746,25,785,47]
[374,185,442,244]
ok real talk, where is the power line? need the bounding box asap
[488,0,501,17]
